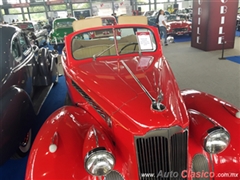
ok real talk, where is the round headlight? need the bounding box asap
[204,127,230,154]
[85,148,115,176]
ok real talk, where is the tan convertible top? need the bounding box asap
[72,15,148,31]
[72,17,102,31]
[118,16,147,25]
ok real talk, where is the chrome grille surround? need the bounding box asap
[72,80,112,127]
[135,126,188,180]
[105,170,124,180]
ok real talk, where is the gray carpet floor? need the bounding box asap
[162,37,240,108]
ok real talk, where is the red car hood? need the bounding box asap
[71,55,189,133]
[167,21,191,27]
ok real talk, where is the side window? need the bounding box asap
[11,38,21,61]
[34,24,39,31]
[38,24,42,30]
[19,33,30,54]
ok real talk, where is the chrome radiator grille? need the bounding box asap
[173,28,188,33]
[135,127,188,180]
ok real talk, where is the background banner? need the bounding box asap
[191,0,239,51]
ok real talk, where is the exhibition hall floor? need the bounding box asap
[163,36,240,108]
[0,35,239,180]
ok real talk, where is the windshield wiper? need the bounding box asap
[93,44,115,61]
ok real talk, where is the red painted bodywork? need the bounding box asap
[167,20,192,36]
[26,23,240,180]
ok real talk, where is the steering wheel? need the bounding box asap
[119,42,138,54]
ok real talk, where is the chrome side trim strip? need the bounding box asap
[12,52,34,73]
[92,127,99,147]
[188,109,219,126]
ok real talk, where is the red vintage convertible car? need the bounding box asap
[25,16,240,179]
[166,14,192,36]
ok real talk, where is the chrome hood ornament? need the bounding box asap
[121,60,166,111]
[152,91,165,111]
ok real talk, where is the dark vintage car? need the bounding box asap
[175,8,192,20]
[38,21,52,33]
[25,16,240,179]
[0,24,58,166]
[15,21,48,47]
[142,10,155,17]
[48,17,77,46]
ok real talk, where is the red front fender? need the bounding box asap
[25,106,108,180]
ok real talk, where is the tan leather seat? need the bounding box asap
[73,45,110,59]
[72,35,138,52]
[72,39,114,52]
[109,43,139,55]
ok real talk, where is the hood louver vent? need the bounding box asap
[72,80,112,127]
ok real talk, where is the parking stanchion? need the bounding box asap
[219,38,226,60]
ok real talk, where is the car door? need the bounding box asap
[11,32,35,97]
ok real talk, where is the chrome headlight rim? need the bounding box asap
[84,147,115,176]
[203,126,230,154]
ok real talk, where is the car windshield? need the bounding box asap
[102,18,116,25]
[16,23,34,30]
[72,27,156,60]
[143,11,155,16]
[167,15,186,21]
[54,20,74,29]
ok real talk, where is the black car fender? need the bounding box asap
[0,86,35,165]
